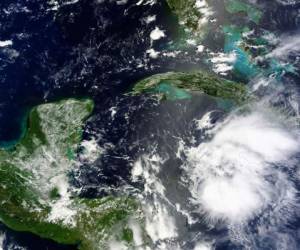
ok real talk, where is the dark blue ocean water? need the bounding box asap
[0,0,181,143]
[1,0,300,249]
[0,0,191,248]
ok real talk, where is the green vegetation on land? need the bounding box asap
[166,0,200,31]
[130,71,249,104]
[225,0,262,24]
[0,99,141,249]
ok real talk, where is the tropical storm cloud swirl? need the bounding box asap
[0,0,300,250]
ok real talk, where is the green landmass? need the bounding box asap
[130,71,249,104]
[166,0,199,31]
[225,0,262,24]
[166,0,211,40]
[0,99,143,249]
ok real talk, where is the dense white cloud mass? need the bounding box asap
[184,106,299,223]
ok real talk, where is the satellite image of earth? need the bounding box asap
[0,0,300,249]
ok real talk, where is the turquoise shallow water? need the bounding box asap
[223,25,260,79]
[154,82,192,100]
[0,0,300,249]
[223,25,298,82]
